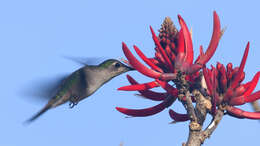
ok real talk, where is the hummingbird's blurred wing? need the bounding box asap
[62,56,106,66]
[20,74,68,102]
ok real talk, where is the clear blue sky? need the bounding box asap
[1,0,260,146]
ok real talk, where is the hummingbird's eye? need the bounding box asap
[114,62,121,68]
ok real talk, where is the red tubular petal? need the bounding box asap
[169,109,189,122]
[196,11,221,65]
[243,72,260,97]
[211,65,219,79]
[245,91,260,103]
[230,67,239,79]
[226,63,233,81]
[155,52,166,65]
[227,106,260,119]
[171,53,176,63]
[199,45,204,56]
[239,72,245,83]
[226,63,233,71]
[177,29,185,54]
[229,96,245,105]
[230,42,250,89]
[165,45,176,70]
[156,80,178,97]
[233,81,252,97]
[216,62,221,70]
[150,26,175,72]
[122,42,162,79]
[224,43,250,101]
[223,88,234,101]
[177,60,192,73]
[211,69,217,115]
[219,64,227,77]
[233,85,246,97]
[118,81,159,91]
[178,15,194,64]
[187,64,202,74]
[170,42,176,50]
[116,101,166,117]
[126,75,166,101]
[207,68,213,82]
[175,52,185,69]
[165,45,171,56]
[148,58,159,65]
[165,45,176,61]
[133,45,163,73]
[243,81,252,89]
[194,45,204,63]
[135,93,167,101]
[219,64,228,91]
[160,73,177,81]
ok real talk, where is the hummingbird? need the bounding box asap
[26,59,133,123]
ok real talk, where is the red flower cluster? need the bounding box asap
[203,43,260,119]
[116,11,260,122]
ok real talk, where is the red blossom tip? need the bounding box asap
[230,42,250,89]
[243,72,260,97]
[122,42,162,79]
[195,45,204,63]
[118,81,159,91]
[196,11,221,65]
[150,26,175,72]
[245,91,260,103]
[133,45,163,73]
[178,15,194,64]
[126,75,166,101]
[169,109,189,122]
[227,106,260,119]
[116,101,166,117]
[177,29,185,54]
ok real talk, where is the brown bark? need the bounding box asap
[251,100,260,112]
[184,108,224,146]
[181,73,224,146]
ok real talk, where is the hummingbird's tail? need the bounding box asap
[24,104,52,124]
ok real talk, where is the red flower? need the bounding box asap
[203,42,260,119]
[116,11,222,122]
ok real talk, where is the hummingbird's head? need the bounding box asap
[99,59,134,78]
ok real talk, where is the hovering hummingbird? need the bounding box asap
[26,59,133,123]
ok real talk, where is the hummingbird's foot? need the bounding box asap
[69,102,77,108]
[69,97,79,108]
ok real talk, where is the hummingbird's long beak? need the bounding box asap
[126,65,135,71]
[123,64,135,71]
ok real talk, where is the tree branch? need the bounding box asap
[185,90,198,123]
[185,90,210,146]
[200,109,224,142]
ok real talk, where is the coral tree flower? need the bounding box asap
[203,42,260,119]
[116,11,222,122]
